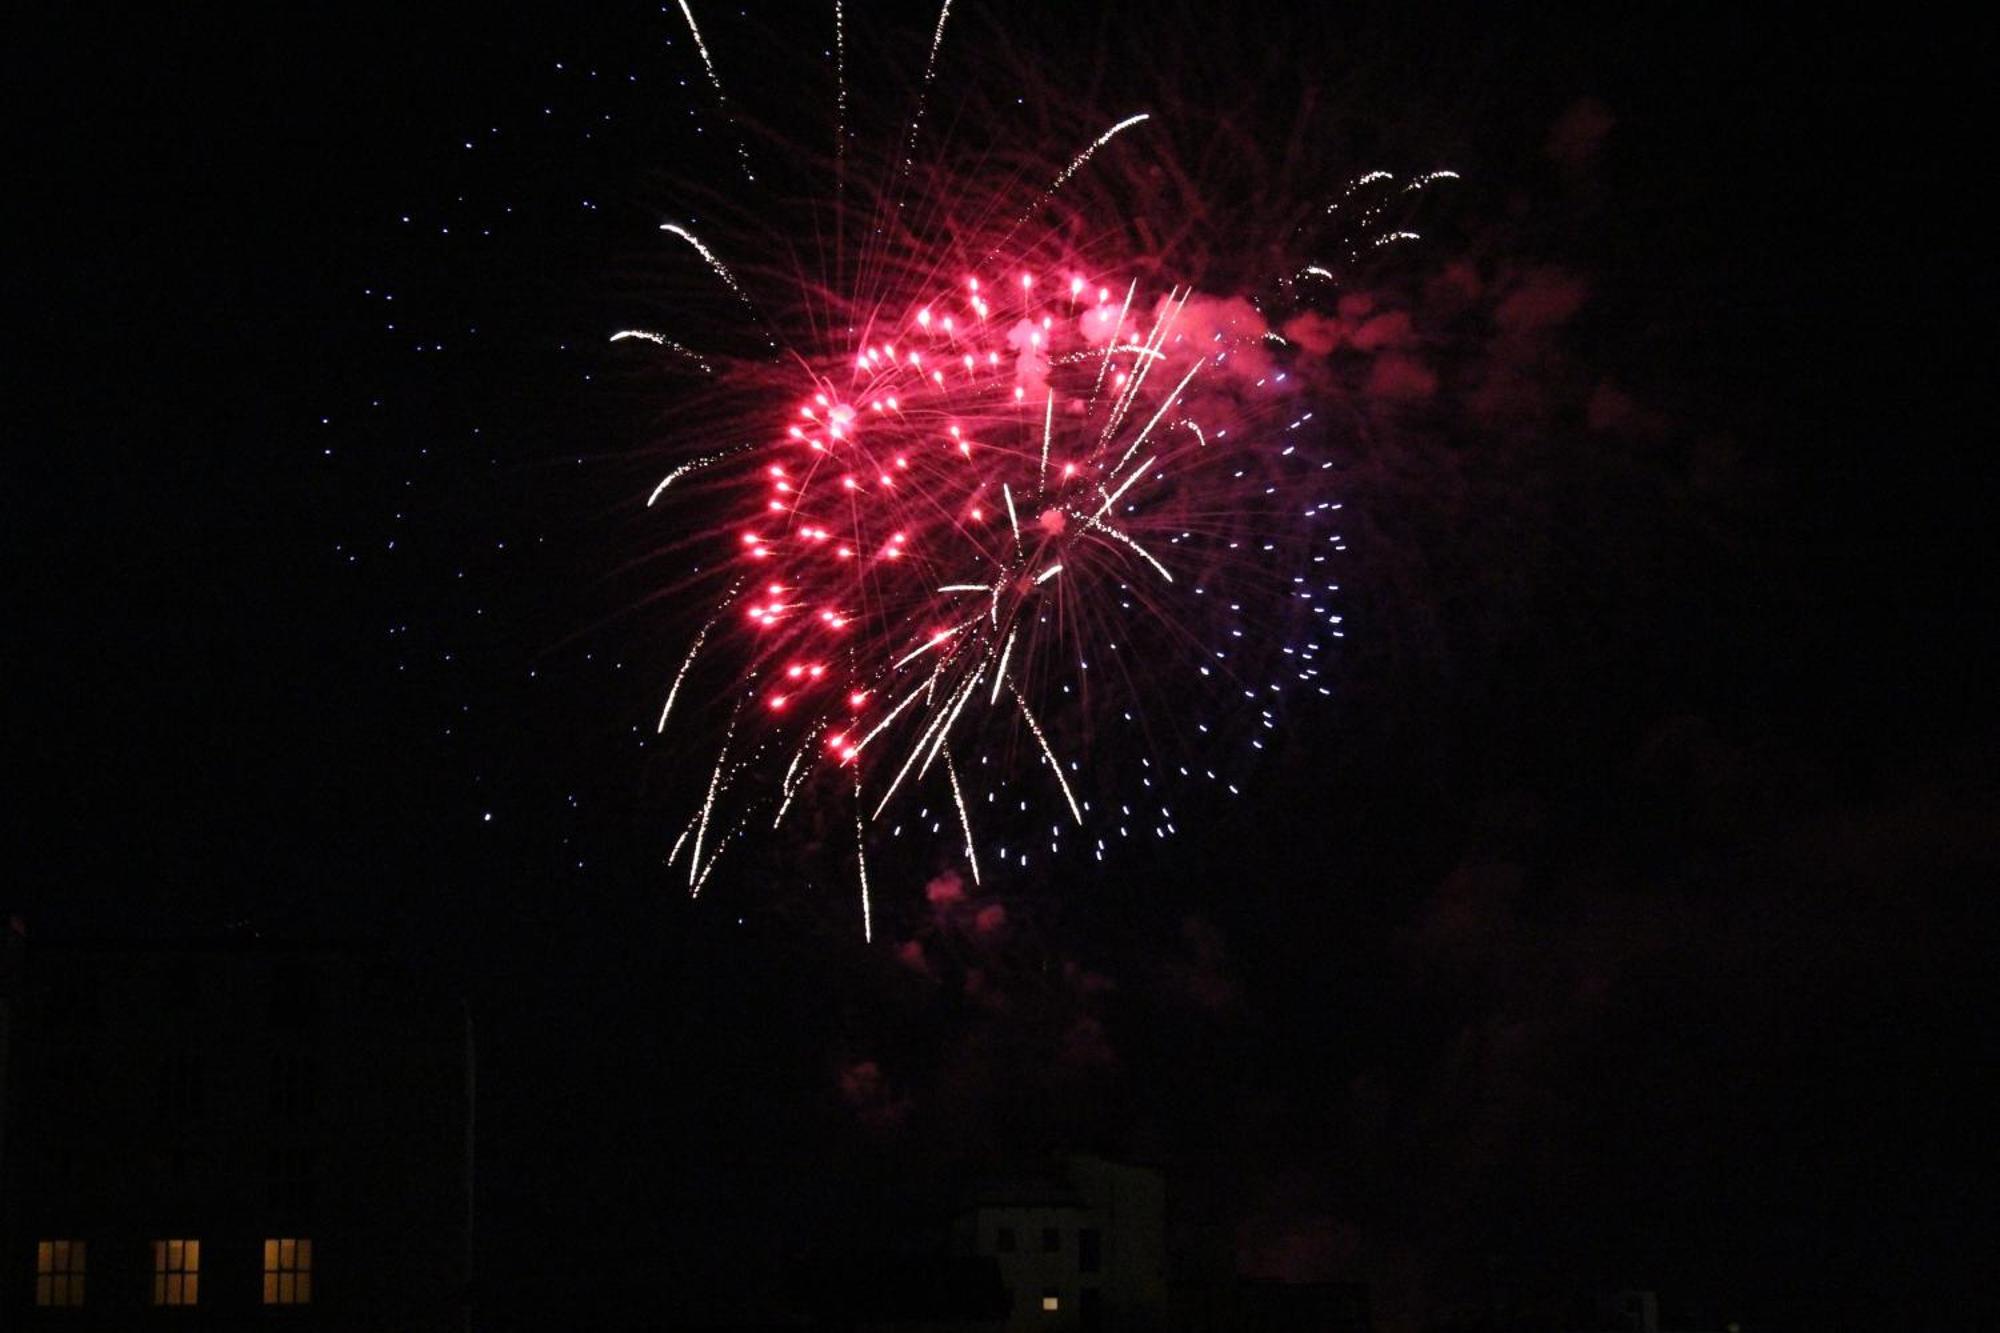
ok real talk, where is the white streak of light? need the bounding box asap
[661,223,748,300]
[1085,512,1173,583]
[1105,353,1203,485]
[855,795,872,942]
[1012,685,1083,825]
[918,668,982,779]
[674,0,754,181]
[1040,391,1053,490]
[610,330,713,374]
[854,680,928,756]
[656,620,713,730]
[892,619,970,669]
[1046,113,1149,196]
[989,628,1016,705]
[945,752,981,885]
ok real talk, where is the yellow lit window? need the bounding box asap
[151,1238,199,1306]
[263,1237,313,1305]
[35,1239,86,1307]
[1042,1289,1062,1312]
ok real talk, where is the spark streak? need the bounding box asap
[611,329,714,375]
[674,0,754,181]
[1011,685,1083,825]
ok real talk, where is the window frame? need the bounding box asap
[35,1239,87,1308]
[262,1236,313,1305]
[151,1238,200,1306]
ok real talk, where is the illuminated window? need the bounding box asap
[1042,1287,1061,1312]
[263,1237,312,1305]
[151,1239,199,1306]
[35,1240,86,1307]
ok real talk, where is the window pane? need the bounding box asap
[153,1274,166,1305]
[298,1272,312,1304]
[185,1239,199,1271]
[73,1240,86,1270]
[297,1237,311,1269]
[264,1238,278,1271]
[36,1274,53,1306]
[72,1274,86,1307]
[184,1273,198,1305]
[37,1241,53,1274]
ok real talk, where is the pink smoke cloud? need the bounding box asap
[1367,354,1439,401]
[1493,268,1589,335]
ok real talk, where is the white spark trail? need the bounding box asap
[1092,279,1137,401]
[945,752,981,885]
[656,619,715,731]
[674,0,754,182]
[1001,115,1152,249]
[661,223,747,299]
[1011,685,1083,825]
[855,788,872,942]
[1096,289,1183,448]
[872,675,966,818]
[918,668,983,780]
[853,679,929,757]
[892,619,971,669]
[689,714,737,887]
[833,0,848,184]
[610,330,713,374]
[1040,390,1053,490]
[899,0,955,174]
[771,732,819,830]
[1043,113,1149,198]
[1083,511,1174,583]
[1104,353,1203,487]
[989,628,1016,705]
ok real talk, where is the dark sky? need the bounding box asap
[10,4,1994,1330]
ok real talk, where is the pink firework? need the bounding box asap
[620,5,1366,928]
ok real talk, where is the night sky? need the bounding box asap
[11,4,1994,1330]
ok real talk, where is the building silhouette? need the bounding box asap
[950,1155,1167,1331]
[0,920,472,1329]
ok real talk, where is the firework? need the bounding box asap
[611,3,1441,928]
